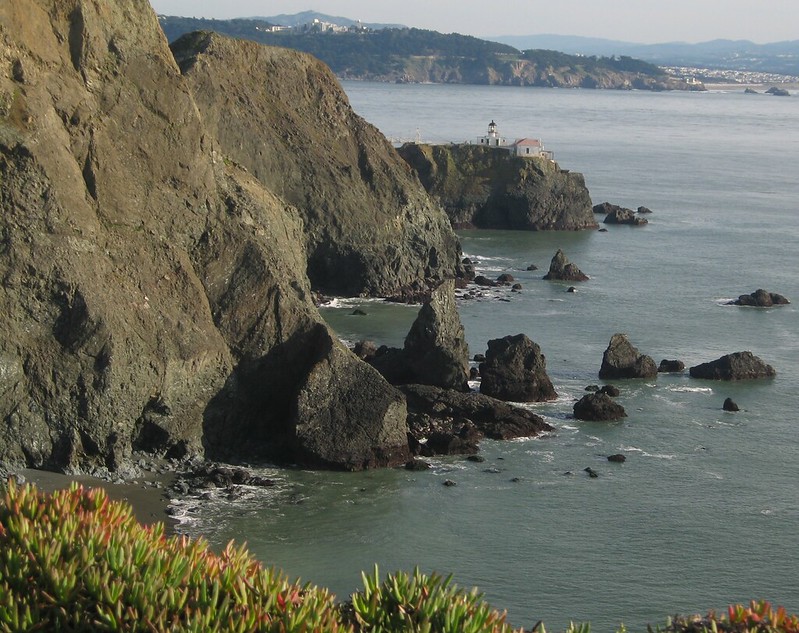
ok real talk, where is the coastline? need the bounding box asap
[13,468,178,533]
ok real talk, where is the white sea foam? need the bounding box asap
[669,386,713,394]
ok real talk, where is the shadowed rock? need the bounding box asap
[599,334,658,379]
[479,334,557,402]
[689,352,776,380]
[723,398,740,412]
[370,281,470,391]
[401,384,553,456]
[658,359,685,373]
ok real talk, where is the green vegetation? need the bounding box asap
[1,480,796,632]
[157,16,675,87]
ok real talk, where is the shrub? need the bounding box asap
[0,480,345,632]
[344,565,522,632]
[1,480,797,633]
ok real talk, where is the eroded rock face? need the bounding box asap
[369,281,470,391]
[170,32,461,298]
[727,289,790,307]
[0,0,413,472]
[479,334,557,402]
[543,249,589,282]
[397,143,597,231]
[404,280,470,391]
[689,352,776,381]
[599,334,658,380]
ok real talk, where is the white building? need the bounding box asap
[477,121,553,160]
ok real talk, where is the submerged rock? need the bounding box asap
[599,334,658,379]
[727,289,790,307]
[573,392,628,421]
[689,352,776,380]
[598,202,649,226]
[543,249,589,282]
[723,398,740,412]
[479,334,557,402]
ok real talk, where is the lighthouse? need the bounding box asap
[478,120,507,147]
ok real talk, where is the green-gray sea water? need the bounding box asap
[172,83,799,631]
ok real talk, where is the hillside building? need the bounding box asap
[477,120,553,160]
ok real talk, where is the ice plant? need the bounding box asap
[0,479,346,632]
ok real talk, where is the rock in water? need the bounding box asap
[479,334,557,402]
[689,352,776,380]
[401,384,553,451]
[573,393,628,421]
[599,334,658,379]
[0,0,417,472]
[658,359,685,373]
[595,202,649,225]
[723,398,740,412]
[404,280,470,391]
[397,143,598,231]
[543,249,589,281]
[727,289,790,307]
[171,32,461,298]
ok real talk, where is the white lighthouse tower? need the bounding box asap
[478,120,507,147]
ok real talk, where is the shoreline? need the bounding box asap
[11,468,178,533]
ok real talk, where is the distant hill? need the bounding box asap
[250,10,404,31]
[156,16,704,91]
[489,34,799,75]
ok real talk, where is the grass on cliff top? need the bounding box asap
[1,479,797,632]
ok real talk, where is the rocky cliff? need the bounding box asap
[0,0,439,473]
[398,143,597,231]
[169,31,461,298]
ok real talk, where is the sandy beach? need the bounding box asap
[13,468,178,533]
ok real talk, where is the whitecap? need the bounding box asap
[642,452,676,460]
[669,386,713,394]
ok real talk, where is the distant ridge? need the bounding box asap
[487,34,799,75]
[250,10,404,31]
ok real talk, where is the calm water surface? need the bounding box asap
[174,84,799,631]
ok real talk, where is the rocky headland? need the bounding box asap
[0,0,466,475]
[397,143,598,231]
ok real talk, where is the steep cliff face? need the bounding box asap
[398,143,597,231]
[0,0,410,473]
[169,32,461,298]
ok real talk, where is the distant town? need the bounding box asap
[665,66,799,85]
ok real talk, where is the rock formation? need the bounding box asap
[403,280,470,391]
[689,352,776,381]
[573,392,627,421]
[599,334,658,379]
[723,398,740,412]
[478,334,557,402]
[597,202,649,226]
[170,32,462,299]
[0,0,438,473]
[397,143,597,231]
[368,281,470,391]
[727,289,790,307]
[543,249,589,282]
[401,384,553,456]
[658,359,686,373]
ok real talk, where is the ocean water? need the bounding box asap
[173,83,799,631]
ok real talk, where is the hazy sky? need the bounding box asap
[148,1,796,44]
